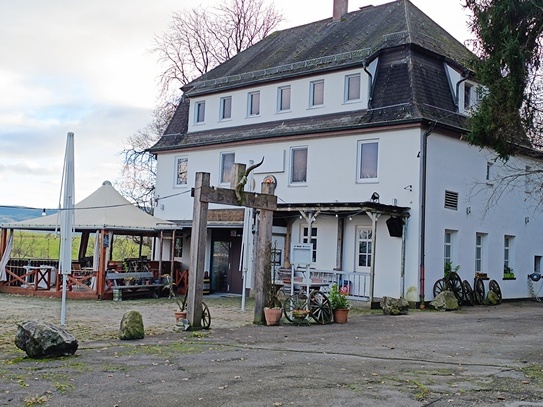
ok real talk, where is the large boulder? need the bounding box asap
[119,310,144,340]
[381,296,409,315]
[485,290,501,305]
[430,291,459,311]
[15,321,78,358]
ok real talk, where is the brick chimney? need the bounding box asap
[332,0,348,21]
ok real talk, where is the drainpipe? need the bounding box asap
[454,70,469,112]
[419,122,436,309]
[363,63,374,109]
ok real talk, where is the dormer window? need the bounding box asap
[345,74,361,102]
[195,101,206,123]
[278,86,291,112]
[464,84,473,110]
[310,80,324,107]
[220,96,232,120]
[248,91,260,116]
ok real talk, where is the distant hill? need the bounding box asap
[0,207,58,224]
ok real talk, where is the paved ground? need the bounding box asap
[2,294,543,407]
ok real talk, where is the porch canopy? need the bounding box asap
[0,181,177,297]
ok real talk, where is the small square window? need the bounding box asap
[345,74,361,101]
[310,80,324,107]
[248,92,260,116]
[220,96,232,120]
[278,86,291,111]
[195,101,205,123]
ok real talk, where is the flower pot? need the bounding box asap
[333,308,349,324]
[264,307,282,326]
[175,311,187,323]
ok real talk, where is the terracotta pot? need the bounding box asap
[333,308,349,324]
[175,311,187,322]
[264,307,282,326]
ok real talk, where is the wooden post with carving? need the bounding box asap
[189,166,277,328]
[254,181,275,324]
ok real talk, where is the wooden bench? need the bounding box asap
[106,271,165,301]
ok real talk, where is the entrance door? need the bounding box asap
[355,226,372,273]
[353,226,372,297]
[210,230,242,294]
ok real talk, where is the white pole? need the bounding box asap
[240,160,254,312]
[60,132,75,326]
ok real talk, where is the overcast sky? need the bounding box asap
[0,0,471,210]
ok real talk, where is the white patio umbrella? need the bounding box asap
[60,132,75,325]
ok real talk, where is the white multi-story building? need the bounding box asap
[150,0,543,304]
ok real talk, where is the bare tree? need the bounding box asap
[119,0,283,212]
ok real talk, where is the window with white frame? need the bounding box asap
[475,233,486,273]
[504,235,514,275]
[248,91,260,116]
[486,162,493,183]
[310,80,324,107]
[464,83,473,110]
[290,146,308,184]
[220,152,235,184]
[357,140,378,181]
[525,165,533,193]
[444,230,456,266]
[278,86,291,112]
[302,226,317,263]
[195,101,205,123]
[345,74,361,102]
[175,156,188,186]
[220,96,232,120]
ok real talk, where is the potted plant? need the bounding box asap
[503,265,515,279]
[329,283,350,323]
[163,275,186,322]
[263,246,282,326]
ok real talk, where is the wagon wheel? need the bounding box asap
[446,272,464,304]
[433,278,448,298]
[309,291,333,324]
[283,293,309,324]
[462,280,475,306]
[201,302,211,329]
[489,279,502,304]
[474,278,485,305]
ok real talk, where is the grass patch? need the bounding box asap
[522,364,543,383]
[413,380,430,400]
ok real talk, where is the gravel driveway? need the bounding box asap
[2,294,543,407]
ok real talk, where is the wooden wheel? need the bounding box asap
[446,272,464,304]
[474,278,485,305]
[489,279,502,304]
[201,302,211,329]
[283,293,309,324]
[462,280,474,306]
[433,278,448,298]
[309,291,333,324]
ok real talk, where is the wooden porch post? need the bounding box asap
[188,172,209,328]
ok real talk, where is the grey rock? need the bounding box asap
[485,290,501,305]
[15,321,78,358]
[430,291,459,310]
[381,296,409,315]
[119,310,144,340]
